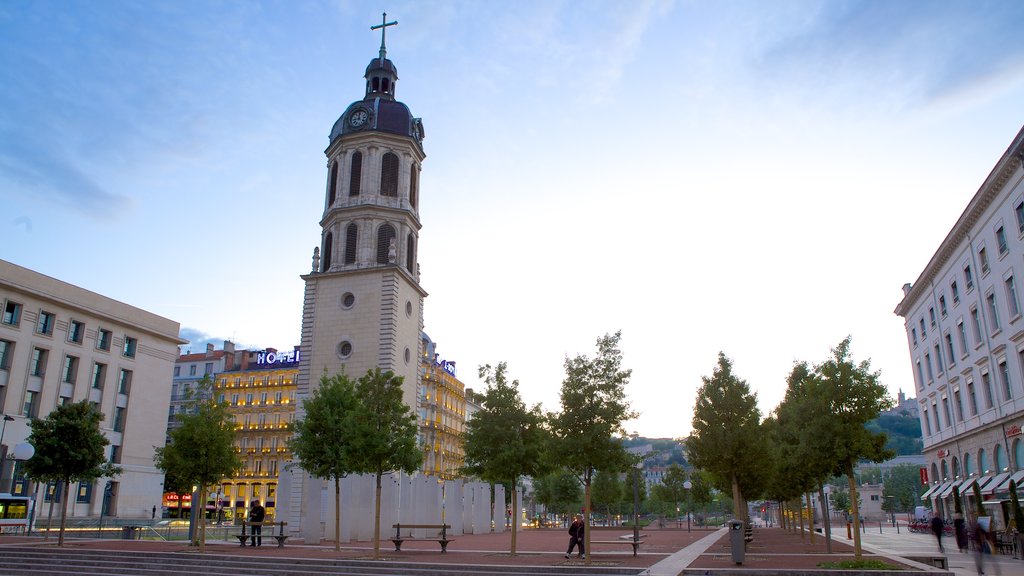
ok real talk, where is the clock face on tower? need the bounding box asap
[349,109,369,128]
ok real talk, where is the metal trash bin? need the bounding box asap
[121,525,139,540]
[728,520,745,565]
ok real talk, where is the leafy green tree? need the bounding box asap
[533,471,582,521]
[154,376,241,552]
[549,332,636,565]
[289,372,360,551]
[688,352,764,520]
[24,400,120,546]
[347,368,422,559]
[881,465,925,515]
[810,337,894,557]
[653,464,689,519]
[589,470,622,520]
[462,362,549,554]
[622,466,648,518]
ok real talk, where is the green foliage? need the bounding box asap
[952,485,963,515]
[533,471,582,517]
[288,372,361,551]
[880,465,926,513]
[154,375,241,551]
[549,331,636,563]
[688,352,765,518]
[1009,479,1023,531]
[972,481,987,517]
[590,470,622,515]
[651,464,688,509]
[24,400,121,546]
[866,414,923,455]
[347,368,422,559]
[462,362,549,554]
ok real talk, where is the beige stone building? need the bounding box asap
[0,258,183,520]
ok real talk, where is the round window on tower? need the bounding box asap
[342,292,356,309]
[405,300,413,317]
[337,340,353,359]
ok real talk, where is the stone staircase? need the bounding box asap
[0,547,645,576]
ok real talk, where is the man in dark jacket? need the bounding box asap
[565,516,585,559]
[249,500,266,547]
[930,512,945,553]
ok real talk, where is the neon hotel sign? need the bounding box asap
[256,349,300,366]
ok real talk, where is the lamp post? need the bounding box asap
[0,414,14,491]
[632,462,641,545]
[683,479,693,532]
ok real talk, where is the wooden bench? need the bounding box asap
[390,523,454,553]
[587,526,645,557]
[237,521,289,547]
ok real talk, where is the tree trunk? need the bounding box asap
[818,485,832,554]
[797,498,805,541]
[584,474,592,566]
[334,476,342,551]
[58,480,70,546]
[197,482,206,553]
[847,468,862,557]
[510,479,518,555]
[731,473,742,519]
[805,492,815,544]
[373,471,382,560]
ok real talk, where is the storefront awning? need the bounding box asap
[939,480,967,499]
[981,472,1010,495]
[921,482,948,500]
[993,470,1024,494]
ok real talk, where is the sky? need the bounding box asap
[3,0,1024,439]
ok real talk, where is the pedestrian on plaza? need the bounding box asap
[930,512,945,553]
[565,515,585,559]
[971,517,1001,575]
[954,513,968,553]
[248,500,265,547]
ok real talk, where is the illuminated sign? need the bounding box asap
[937,449,949,458]
[920,467,928,486]
[1007,424,1022,437]
[434,356,456,377]
[256,349,300,365]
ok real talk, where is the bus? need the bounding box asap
[0,494,33,533]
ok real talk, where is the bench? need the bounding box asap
[587,526,645,557]
[237,521,289,547]
[995,532,1015,555]
[391,523,454,553]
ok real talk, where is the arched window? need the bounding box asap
[979,448,989,474]
[382,78,390,93]
[409,164,418,208]
[344,223,358,265]
[1014,439,1024,470]
[995,444,1007,472]
[327,161,338,206]
[381,152,399,197]
[349,151,362,197]
[376,224,396,264]
[372,77,380,92]
[405,234,415,273]
[952,457,961,479]
[964,453,973,477]
[930,462,939,485]
[322,232,333,272]
[941,460,949,481]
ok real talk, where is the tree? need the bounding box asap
[533,471,581,522]
[810,337,894,557]
[462,362,549,554]
[882,465,926,515]
[347,368,422,560]
[154,376,242,553]
[590,471,622,519]
[24,400,120,546]
[289,372,360,551]
[688,352,764,521]
[548,332,636,565]
[653,464,689,521]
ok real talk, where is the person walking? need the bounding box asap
[930,512,945,553]
[971,518,1001,575]
[954,513,968,553]
[248,500,265,547]
[565,515,585,559]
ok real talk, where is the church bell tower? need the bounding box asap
[285,13,426,543]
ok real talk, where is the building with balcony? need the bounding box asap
[419,333,466,480]
[168,341,239,438]
[0,258,184,520]
[895,125,1024,525]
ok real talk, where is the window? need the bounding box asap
[942,397,952,425]
[987,292,1001,332]
[327,160,338,206]
[113,407,126,432]
[971,306,983,343]
[934,344,943,375]
[0,339,13,370]
[380,152,399,196]
[61,355,79,384]
[957,321,968,356]
[911,328,918,346]
[997,226,1009,255]
[376,223,396,264]
[118,369,132,394]
[982,371,995,409]
[205,362,213,375]
[952,281,960,305]
[349,151,362,196]
[916,361,925,389]
[923,407,932,435]
[344,223,358,264]
[30,347,47,376]
[939,296,947,317]
[920,317,927,339]
[23,390,38,417]
[1000,359,1013,401]
[967,379,979,415]
[246,393,253,405]
[36,311,55,335]
[929,307,936,328]
[932,401,941,430]
[122,335,137,358]
[92,363,106,389]
[173,366,180,377]
[110,445,121,464]
[965,264,975,290]
[980,247,990,274]
[954,388,964,421]
[2,300,22,326]
[1017,200,1024,234]
[77,481,93,504]
[945,334,956,367]
[67,320,84,344]
[1007,275,1021,317]
[409,164,418,208]
[96,328,112,351]
[406,233,415,273]
[322,232,333,271]
[189,365,197,376]
[925,352,934,381]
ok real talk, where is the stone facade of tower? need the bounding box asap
[279,31,427,544]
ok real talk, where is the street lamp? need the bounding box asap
[885,496,896,527]
[0,414,14,491]
[683,479,693,532]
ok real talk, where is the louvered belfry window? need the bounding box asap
[322,232,333,272]
[327,161,338,206]
[376,224,396,264]
[344,223,358,265]
[406,234,415,273]
[381,152,399,197]
[409,164,418,208]
[349,151,362,196]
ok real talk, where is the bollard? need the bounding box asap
[729,520,745,565]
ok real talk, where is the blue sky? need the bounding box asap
[3,0,1024,438]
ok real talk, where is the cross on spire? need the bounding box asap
[371,12,398,61]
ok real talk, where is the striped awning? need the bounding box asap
[937,480,963,499]
[981,472,1010,495]
[921,481,948,500]
[994,470,1024,493]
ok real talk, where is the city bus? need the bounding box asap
[0,494,33,533]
